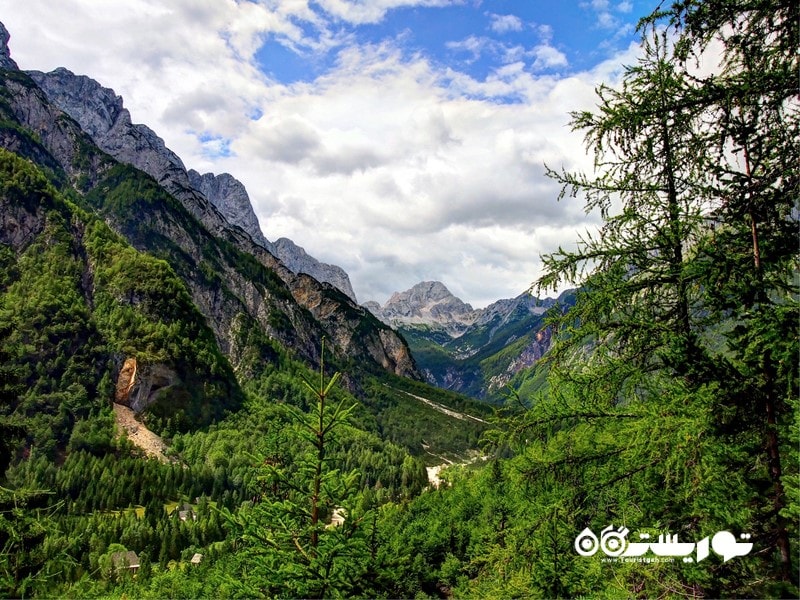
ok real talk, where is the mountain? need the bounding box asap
[184,170,358,302]
[0,17,503,471]
[366,281,479,337]
[272,237,357,303]
[367,281,574,399]
[26,66,358,303]
[0,26,423,400]
[19,63,400,376]
[186,168,275,253]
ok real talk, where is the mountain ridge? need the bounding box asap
[366,280,572,399]
[27,65,357,302]
[1,30,417,383]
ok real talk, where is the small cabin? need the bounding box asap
[111,550,140,573]
[173,503,197,522]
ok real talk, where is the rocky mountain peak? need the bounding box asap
[0,22,18,70]
[369,281,479,336]
[0,37,417,380]
[29,67,126,141]
[27,66,359,302]
[187,169,274,253]
[28,67,191,199]
[273,238,357,303]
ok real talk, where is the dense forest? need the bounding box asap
[1,0,798,598]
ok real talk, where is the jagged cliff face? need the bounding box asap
[186,169,275,252]
[185,170,358,302]
[290,273,415,375]
[0,23,17,70]
[27,68,253,243]
[29,66,360,304]
[273,237,357,303]
[0,31,418,381]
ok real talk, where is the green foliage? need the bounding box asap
[361,376,489,463]
[221,344,375,598]
[0,485,55,598]
[4,3,795,596]
[515,5,798,596]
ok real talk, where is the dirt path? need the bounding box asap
[392,388,490,424]
[113,403,170,462]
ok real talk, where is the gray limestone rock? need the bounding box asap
[187,169,274,253]
[368,281,479,337]
[0,22,18,70]
[28,67,359,302]
[273,237,357,303]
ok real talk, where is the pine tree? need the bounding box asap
[222,341,372,598]
[518,3,798,595]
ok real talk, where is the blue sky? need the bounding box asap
[256,1,645,84]
[0,0,655,307]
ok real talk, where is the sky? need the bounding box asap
[0,0,655,307]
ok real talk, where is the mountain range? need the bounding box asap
[27,64,359,304]
[0,14,562,453]
[0,20,447,438]
[366,281,573,400]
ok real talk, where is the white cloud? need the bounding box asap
[445,35,488,62]
[314,0,461,25]
[488,13,523,34]
[0,0,640,307]
[531,44,568,71]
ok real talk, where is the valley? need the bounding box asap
[0,5,796,598]
[367,281,572,400]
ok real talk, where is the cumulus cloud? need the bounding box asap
[0,0,640,307]
[488,13,523,34]
[531,44,568,70]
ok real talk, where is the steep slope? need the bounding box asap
[1,52,415,379]
[28,67,359,303]
[0,148,243,449]
[272,237,358,303]
[186,168,275,253]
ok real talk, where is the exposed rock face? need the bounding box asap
[486,324,553,392]
[273,238,357,303]
[28,68,193,192]
[114,357,180,413]
[0,23,18,70]
[28,67,361,307]
[30,67,360,305]
[187,169,275,252]
[0,28,418,380]
[368,281,479,337]
[289,273,415,376]
[26,67,266,258]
